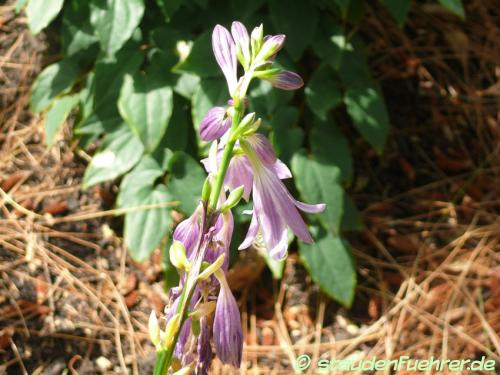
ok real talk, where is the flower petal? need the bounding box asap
[225,155,254,200]
[245,134,276,165]
[272,159,292,179]
[294,200,326,214]
[238,209,259,250]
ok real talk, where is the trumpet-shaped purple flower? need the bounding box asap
[213,273,243,368]
[238,134,325,260]
[212,25,237,94]
[200,106,232,141]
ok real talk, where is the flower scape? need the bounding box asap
[150,21,325,374]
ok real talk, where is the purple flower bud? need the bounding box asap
[265,70,304,91]
[212,25,237,94]
[256,34,285,62]
[213,275,243,368]
[200,106,231,141]
[231,21,250,69]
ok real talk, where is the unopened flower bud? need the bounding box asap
[148,311,161,347]
[256,34,285,62]
[169,240,191,272]
[231,21,251,70]
[250,24,264,60]
[201,177,212,203]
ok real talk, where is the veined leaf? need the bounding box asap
[118,73,173,153]
[299,229,356,307]
[82,126,144,188]
[90,0,145,55]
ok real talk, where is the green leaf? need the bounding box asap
[45,95,79,147]
[310,118,353,184]
[174,74,200,99]
[269,0,319,60]
[62,0,99,56]
[93,46,144,115]
[299,229,356,307]
[90,0,145,55]
[291,151,344,234]
[167,152,205,214]
[270,106,303,164]
[118,73,173,153]
[437,0,465,18]
[305,65,342,121]
[341,194,363,231]
[344,85,390,152]
[117,156,164,208]
[82,126,144,188]
[124,185,173,262]
[191,78,227,134]
[26,0,64,34]
[381,0,412,25]
[336,38,391,152]
[173,32,219,78]
[30,58,81,113]
[155,0,183,21]
[154,94,189,153]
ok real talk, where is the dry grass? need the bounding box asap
[0,1,499,374]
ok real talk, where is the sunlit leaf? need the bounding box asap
[26,0,64,34]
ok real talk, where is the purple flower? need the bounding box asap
[200,107,231,141]
[173,208,201,257]
[239,134,325,260]
[213,274,243,368]
[264,70,304,91]
[212,25,237,94]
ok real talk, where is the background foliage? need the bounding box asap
[21,0,464,307]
